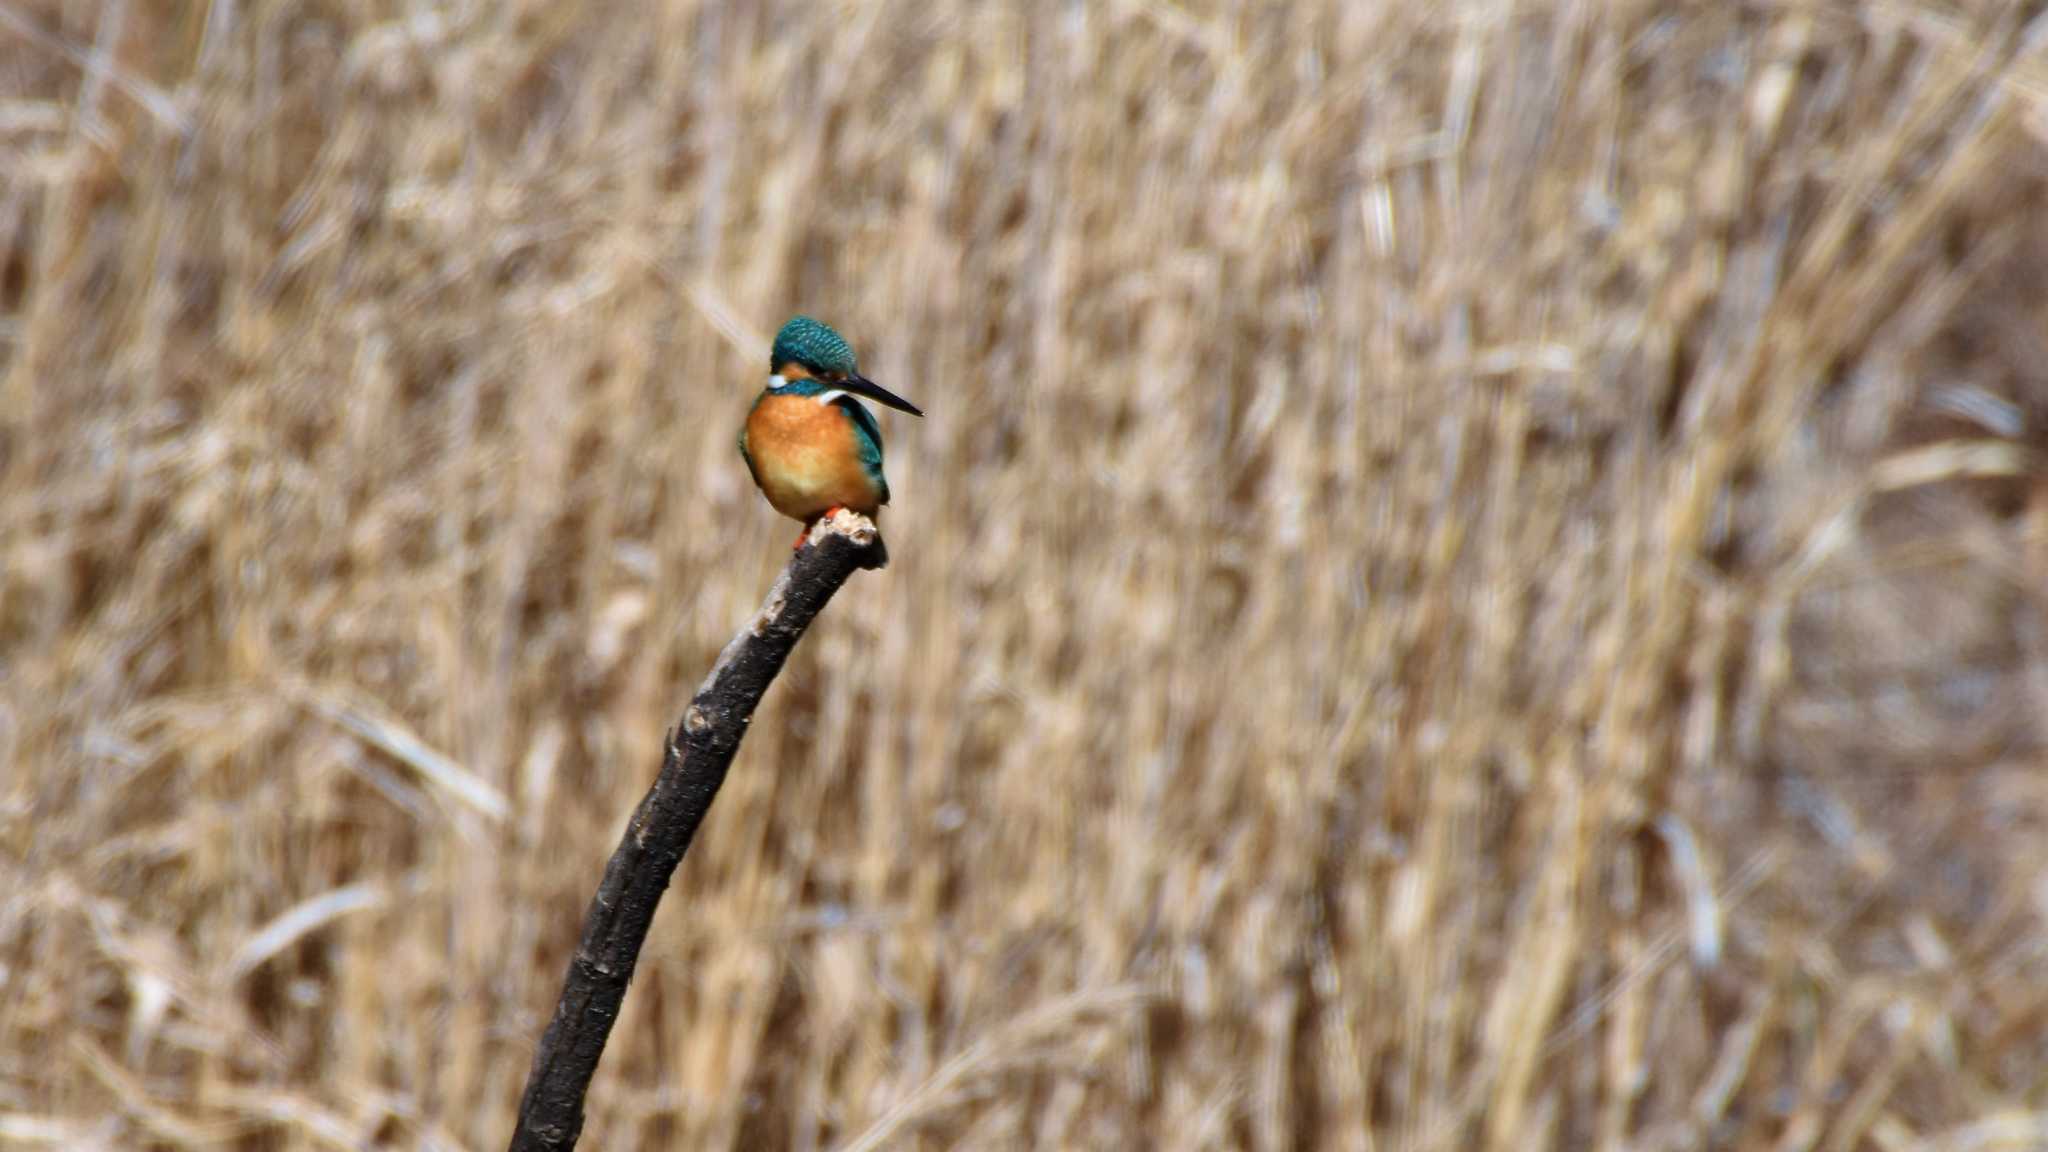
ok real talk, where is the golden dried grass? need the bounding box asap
[3,2,2048,1149]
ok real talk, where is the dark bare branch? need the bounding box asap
[508,510,889,1152]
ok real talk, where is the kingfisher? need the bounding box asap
[738,316,923,549]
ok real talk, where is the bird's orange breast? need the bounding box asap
[744,393,886,520]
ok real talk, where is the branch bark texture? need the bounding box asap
[508,510,889,1152]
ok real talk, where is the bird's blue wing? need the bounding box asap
[834,396,890,505]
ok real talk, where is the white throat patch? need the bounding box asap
[768,375,848,406]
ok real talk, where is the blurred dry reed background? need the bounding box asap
[5,1,2048,1149]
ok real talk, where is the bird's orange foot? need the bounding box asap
[794,508,851,551]
[794,502,843,545]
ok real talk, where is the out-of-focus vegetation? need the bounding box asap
[4,3,2047,1149]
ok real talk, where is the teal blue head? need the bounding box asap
[771,316,859,379]
[766,316,923,417]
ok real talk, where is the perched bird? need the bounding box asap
[739,316,923,549]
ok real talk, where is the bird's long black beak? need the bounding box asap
[844,374,923,417]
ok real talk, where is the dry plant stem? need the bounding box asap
[509,510,888,1152]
